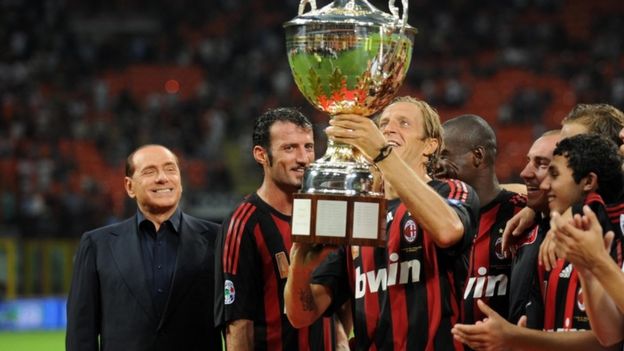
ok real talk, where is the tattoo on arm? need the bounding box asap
[299,289,315,312]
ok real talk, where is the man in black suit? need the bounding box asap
[66,144,222,351]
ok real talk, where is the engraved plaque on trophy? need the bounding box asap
[284,0,416,246]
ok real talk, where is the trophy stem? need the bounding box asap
[320,139,368,164]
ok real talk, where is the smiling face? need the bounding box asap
[256,121,315,191]
[378,101,439,171]
[540,154,587,213]
[440,132,474,182]
[125,145,182,217]
[519,133,560,213]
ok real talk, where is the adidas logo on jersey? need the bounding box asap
[559,263,574,279]
[463,267,508,299]
[354,252,421,299]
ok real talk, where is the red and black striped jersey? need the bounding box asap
[462,190,526,324]
[605,192,624,266]
[312,179,479,351]
[541,192,620,331]
[214,193,336,351]
[508,217,548,328]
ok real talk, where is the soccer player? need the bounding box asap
[213,108,339,350]
[285,97,480,350]
[441,115,526,324]
[502,103,624,269]
[507,130,560,327]
[544,104,624,270]
[539,134,623,331]
[551,206,624,347]
[452,134,624,350]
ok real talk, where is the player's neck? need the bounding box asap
[257,180,295,216]
[475,172,501,208]
[385,184,399,200]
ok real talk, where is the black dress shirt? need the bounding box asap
[137,209,181,319]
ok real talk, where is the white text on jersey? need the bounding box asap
[463,266,508,299]
[355,253,420,299]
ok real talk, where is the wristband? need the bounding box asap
[373,144,393,163]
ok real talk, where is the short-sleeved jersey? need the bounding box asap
[312,179,479,351]
[462,189,526,324]
[508,216,548,328]
[214,193,335,351]
[542,192,619,331]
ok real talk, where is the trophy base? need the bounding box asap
[291,192,387,247]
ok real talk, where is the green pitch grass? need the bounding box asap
[0,330,227,350]
[0,330,65,351]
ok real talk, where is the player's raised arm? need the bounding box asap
[285,243,335,328]
[327,101,469,248]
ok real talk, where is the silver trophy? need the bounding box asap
[284,0,416,246]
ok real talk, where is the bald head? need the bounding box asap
[443,114,497,167]
[126,144,179,177]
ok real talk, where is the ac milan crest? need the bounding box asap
[403,219,418,243]
[495,237,505,260]
[577,287,585,311]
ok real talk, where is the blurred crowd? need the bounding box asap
[1,0,623,238]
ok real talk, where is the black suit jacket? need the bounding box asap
[66,212,222,351]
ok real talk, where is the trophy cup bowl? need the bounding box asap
[285,0,416,246]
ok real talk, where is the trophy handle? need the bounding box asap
[298,0,318,15]
[388,0,409,30]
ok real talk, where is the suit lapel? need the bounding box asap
[158,214,207,329]
[109,218,156,322]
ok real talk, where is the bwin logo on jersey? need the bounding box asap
[463,266,508,299]
[559,263,574,279]
[354,253,421,299]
